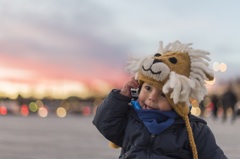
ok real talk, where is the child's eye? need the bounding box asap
[144,86,151,91]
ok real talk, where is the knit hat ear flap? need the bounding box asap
[166,96,198,159]
[165,93,189,117]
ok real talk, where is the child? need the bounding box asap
[93,41,227,159]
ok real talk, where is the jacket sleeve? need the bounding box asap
[92,89,132,147]
[193,122,228,159]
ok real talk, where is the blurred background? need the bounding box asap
[0,0,240,119]
[0,0,240,158]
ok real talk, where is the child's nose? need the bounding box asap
[148,91,158,102]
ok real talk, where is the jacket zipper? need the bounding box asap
[147,134,155,159]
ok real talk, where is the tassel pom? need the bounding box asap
[108,142,120,149]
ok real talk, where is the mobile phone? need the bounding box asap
[131,88,139,100]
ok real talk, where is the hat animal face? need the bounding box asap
[126,41,214,106]
[141,52,191,83]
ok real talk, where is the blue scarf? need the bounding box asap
[131,100,179,134]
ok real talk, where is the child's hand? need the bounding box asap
[120,77,139,98]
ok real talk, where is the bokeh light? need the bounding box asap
[212,61,227,73]
[81,106,91,116]
[38,107,48,118]
[0,106,7,115]
[36,100,44,107]
[219,63,227,72]
[21,104,29,117]
[56,107,67,118]
[191,107,201,116]
[212,62,220,72]
[29,102,38,112]
[190,99,199,108]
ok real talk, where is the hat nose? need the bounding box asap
[153,59,162,64]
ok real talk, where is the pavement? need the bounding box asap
[0,115,239,159]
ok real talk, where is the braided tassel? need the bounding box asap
[183,115,198,159]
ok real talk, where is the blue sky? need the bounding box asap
[0,0,240,97]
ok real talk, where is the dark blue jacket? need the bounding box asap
[93,90,228,159]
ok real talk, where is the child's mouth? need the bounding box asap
[143,104,157,110]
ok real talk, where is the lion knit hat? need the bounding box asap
[123,40,214,159]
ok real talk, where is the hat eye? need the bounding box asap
[169,57,177,64]
[154,53,161,57]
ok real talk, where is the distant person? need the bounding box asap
[93,41,227,159]
[211,94,220,119]
[199,99,206,117]
[221,85,238,122]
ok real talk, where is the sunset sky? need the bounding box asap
[1,0,240,99]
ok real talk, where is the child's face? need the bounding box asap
[138,82,172,111]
